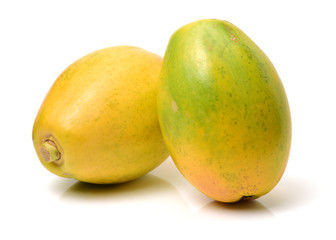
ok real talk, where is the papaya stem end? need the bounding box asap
[39,140,61,163]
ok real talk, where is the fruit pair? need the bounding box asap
[33,19,291,203]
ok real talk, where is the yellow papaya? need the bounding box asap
[33,46,169,184]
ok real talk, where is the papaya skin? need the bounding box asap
[33,46,169,184]
[157,19,291,202]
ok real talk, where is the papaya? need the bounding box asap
[33,46,169,184]
[157,19,291,202]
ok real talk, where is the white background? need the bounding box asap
[1,0,335,239]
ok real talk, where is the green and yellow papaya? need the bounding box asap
[157,19,291,202]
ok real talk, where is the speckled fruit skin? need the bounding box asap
[157,19,291,202]
[33,46,169,184]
